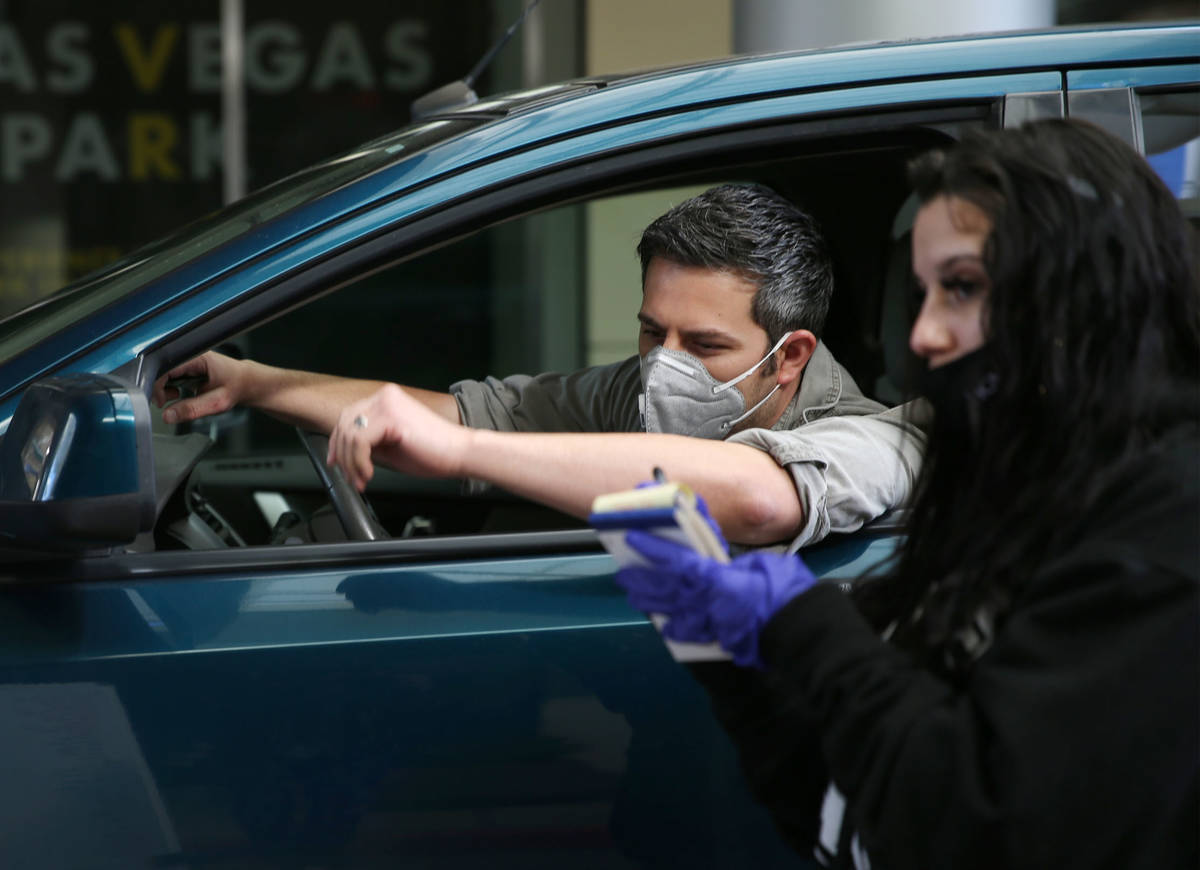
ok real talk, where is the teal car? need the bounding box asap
[0,23,1196,868]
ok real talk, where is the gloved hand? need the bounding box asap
[616,532,818,669]
[613,488,726,641]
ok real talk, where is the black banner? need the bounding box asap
[0,0,493,317]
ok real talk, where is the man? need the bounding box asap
[158,184,923,548]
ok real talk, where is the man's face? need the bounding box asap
[637,257,782,431]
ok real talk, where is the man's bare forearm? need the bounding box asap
[240,362,461,432]
[457,429,803,545]
[158,351,462,431]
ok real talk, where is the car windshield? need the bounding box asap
[0,118,482,366]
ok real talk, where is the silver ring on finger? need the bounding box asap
[353,415,368,429]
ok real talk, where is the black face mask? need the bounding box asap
[916,347,999,437]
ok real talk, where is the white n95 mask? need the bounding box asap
[638,333,789,438]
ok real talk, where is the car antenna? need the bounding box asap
[410,0,543,120]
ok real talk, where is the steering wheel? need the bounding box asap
[295,429,389,541]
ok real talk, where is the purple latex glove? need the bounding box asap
[615,539,717,643]
[612,488,727,642]
[617,532,817,668]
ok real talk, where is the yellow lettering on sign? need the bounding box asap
[114,24,179,92]
[129,114,181,180]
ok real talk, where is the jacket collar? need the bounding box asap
[773,340,845,430]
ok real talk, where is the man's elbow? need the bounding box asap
[721,481,802,546]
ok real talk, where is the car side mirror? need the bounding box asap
[0,374,155,551]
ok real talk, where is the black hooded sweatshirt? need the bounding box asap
[690,430,1199,869]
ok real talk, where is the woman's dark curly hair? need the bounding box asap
[869,119,1200,671]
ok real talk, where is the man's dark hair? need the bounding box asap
[636,183,833,343]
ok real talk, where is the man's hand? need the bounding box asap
[327,383,473,491]
[154,351,247,424]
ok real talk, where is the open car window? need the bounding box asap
[145,115,981,554]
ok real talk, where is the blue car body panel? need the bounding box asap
[3,535,898,665]
[0,531,896,866]
[0,23,1195,867]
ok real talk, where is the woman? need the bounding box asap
[616,119,1199,869]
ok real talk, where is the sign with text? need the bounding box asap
[0,1,492,316]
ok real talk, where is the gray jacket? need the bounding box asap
[450,341,925,549]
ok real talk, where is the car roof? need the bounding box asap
[356,23,1195,206]
[427,21,1197,125]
